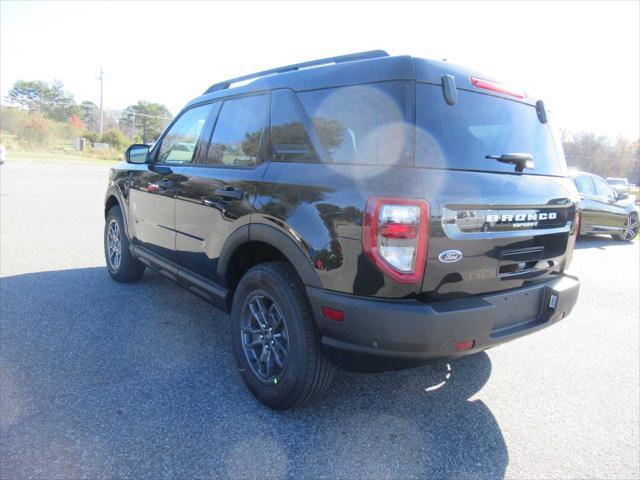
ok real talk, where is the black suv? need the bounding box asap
[104,51,580,409]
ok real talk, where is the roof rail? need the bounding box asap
[203,50,389,94]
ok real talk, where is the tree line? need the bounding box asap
[4,79,173,147]
[563,132,639,183]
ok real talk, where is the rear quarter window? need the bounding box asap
[297,81,413,166]
[415,83,566,176]
[271,90,320,163]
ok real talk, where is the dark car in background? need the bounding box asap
[571,171,638,241]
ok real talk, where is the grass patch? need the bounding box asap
[6,150,120,166]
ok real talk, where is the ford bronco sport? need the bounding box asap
[104,50,580,409]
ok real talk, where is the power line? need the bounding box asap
[121,109,172,120]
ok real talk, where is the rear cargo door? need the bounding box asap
[414,83,579,298]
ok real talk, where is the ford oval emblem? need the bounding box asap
[438,250,463,263]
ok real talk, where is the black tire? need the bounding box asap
[231,261,334,410]
[612,214,638,242]
[104,206,145,283]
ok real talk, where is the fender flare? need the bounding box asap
[217,223,322,289]
[104,184,130,237]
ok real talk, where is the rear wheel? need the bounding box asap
[104,206,145,282]
[612,214,638,242]
[231,261,334,410]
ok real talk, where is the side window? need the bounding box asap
[207,94,269,167]
[157,104,211,164]
[271,90,319,163]
[593,177,615,199]
[575,176,595,195]
[298,81,413,165]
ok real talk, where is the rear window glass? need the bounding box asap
[593,176,615,198]
[607,178,625,186]
[298,81,413,165]
[271,90,320,163]
[574,176,595,194]
[415,83,566,176]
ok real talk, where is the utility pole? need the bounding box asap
[97,67,104,136]
[131,111,136,142]
[40,80,44,113]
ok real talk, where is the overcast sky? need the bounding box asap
[1,1,638,138]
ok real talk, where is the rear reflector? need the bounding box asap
[321,306,344,322]
[380,223,418,239]
[470,76,525,99]
[455,340,475,352]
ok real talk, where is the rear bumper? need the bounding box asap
[307,274,580,360]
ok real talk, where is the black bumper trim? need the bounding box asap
[307,274,580,360]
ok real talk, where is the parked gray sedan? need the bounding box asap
[571,171,638,241]
[607,177,631,198]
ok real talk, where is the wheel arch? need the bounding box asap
[104,185,129,237]
[104,194,120,217]
[218,223,322,294]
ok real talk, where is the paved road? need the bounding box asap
[1,162,638,479]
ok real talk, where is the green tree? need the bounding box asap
[46,80,80,122]
[101,129,129,150]
[6,80,42,111]
[6,79,79,122]
[119,101,172,143]
[80,101,99,132]
[82,131,99,143]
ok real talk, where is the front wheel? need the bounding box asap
[231,262,334,410]
[612,214,638,242]
[104,206,145,282]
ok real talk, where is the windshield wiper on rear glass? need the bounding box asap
[486,153,535,173]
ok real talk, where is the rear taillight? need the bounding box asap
[470,76,525,99]
[362,196,429,284]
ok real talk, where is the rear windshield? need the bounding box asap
[607,179,625,185]
[415,83,566,176]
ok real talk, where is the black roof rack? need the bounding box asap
[203,50,389,94]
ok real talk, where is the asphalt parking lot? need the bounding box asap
[1,161,639,479]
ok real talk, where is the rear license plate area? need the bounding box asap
[490,286,544,337]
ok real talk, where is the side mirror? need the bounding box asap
[125,144,150,164]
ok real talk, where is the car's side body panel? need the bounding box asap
[253,162,424,298]
[174,163,268,283]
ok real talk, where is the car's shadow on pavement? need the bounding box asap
[1,267,507,479]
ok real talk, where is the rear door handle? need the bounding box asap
[214,188,243,200]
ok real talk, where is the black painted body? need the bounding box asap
[109,159,578,299]
[104,52,582,359]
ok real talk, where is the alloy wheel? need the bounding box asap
[107,219,122,270]
[620,215,638,240]
[240,293,289,383]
